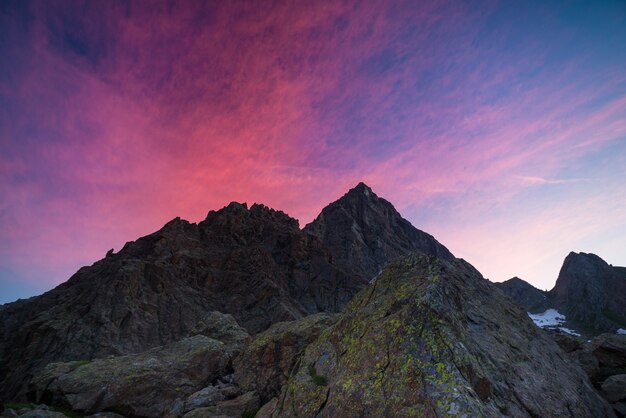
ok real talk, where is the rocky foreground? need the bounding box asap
[0,183,450,400]
[0,184,623,417]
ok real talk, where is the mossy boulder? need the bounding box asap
[261,255,614,417]
[234,313,339,403]
[29,336,231,417]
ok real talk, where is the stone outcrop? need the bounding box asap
[0,183,453,402]
[234,313,339,404]
[29,335,231,417]
[550,252,626,334]
[566,333,626,416]
[261,255,614,417]
[304,182,454,280]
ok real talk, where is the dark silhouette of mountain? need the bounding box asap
[550,252,626,334]
[494,277,551,313]
[304,182,453,280]
[0,183,452,401]
[496,252,626,335]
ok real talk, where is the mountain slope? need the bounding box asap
[0,183,452,401]
[494,277,551,313]
[261,255,614,417]
[550,252,626,333]
[495,252,626,336]
[304,182,453,280]
[0,203,359,400]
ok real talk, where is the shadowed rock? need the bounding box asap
[550,252,626,334]
[304,182,454,280]
[494,277,551,313]
[234,313,339,404]
[0,183,451,401]
[261,255,614,417]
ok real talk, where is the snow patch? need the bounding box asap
[528,309,581,336]
[617,328,626,335]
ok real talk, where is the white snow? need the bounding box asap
[528,309,581,337]
[528,309,566,327]
[617,328,626,335]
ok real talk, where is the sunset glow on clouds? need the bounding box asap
[1,0,626,302]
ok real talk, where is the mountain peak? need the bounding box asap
[551,251,626,332]
[494,276,550,313]
[304,183,453,279]
[349,181,373,195]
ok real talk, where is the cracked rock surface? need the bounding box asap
[261,255,614,418]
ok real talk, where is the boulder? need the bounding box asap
[575,334,626,385]
[190,312,249,350]
[261,255,614,417]
[183,391,259,418]
[234,313,339,403]
[30,336,231,417]
[602,374,626,403]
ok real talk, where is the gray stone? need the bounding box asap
[234,313,339,403]
[30,336,231,417]
[602,374,626,402]
[184,386,224,412]
[184,392,259,418]
[263,255,615,418]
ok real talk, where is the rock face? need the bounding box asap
[566,333,626,416]
[304,182,454,280]
[495,252,626,336]
[262,255,613,418]
[550,252,626,334]
[17,313,246,417]
[29,335,233,417]
[0,183,452,401]
[494,277,550,313]
[234,313,339,404]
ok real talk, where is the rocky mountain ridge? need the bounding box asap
[0,183,619,417]
[258,255,613,417]
[495,252,626,335]
[0,183,451,401]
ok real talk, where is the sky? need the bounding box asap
[1,0,625,304]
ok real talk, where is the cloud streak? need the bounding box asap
[1,0,625,302]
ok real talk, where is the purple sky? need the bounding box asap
[1,0,626,303]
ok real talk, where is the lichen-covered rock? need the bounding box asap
[15,411,68,418]
[30,336,231,417]
[262,255,614,417]
[234,313,339,403]
[182,375,241,413]
[189,312,250,357]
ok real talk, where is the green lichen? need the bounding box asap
[308,364,328,386]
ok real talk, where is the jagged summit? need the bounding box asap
[0,183,453,400]
[305,182,453,279]
[347,181,373,195]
